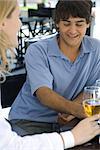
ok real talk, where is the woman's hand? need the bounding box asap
[71,114,100,146]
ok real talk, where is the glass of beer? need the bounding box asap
[83,86,100,144]
[95,80,100,125]
[83,86,100,116]
[83,98,100,117]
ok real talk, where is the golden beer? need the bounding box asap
[83,99,100,117]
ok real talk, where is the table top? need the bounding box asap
[68,143,100,150]
[68,137,100,150]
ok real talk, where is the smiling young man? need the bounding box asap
[9,0,100,136]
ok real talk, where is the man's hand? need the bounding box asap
[57,113,75,125]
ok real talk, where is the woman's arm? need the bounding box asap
[0,112,100,150]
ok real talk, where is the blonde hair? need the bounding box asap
[0,0,17,69]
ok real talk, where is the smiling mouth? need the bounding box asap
[68,35,79,39]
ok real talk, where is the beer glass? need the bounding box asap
[83,86,100,144]
[95,79,100,124]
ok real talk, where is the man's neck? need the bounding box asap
[57,38,81,62]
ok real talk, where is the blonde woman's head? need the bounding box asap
[0,0,21,69]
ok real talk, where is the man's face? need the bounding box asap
[57,17,90,49]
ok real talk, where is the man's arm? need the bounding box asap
[57,92,84,125]
[36,87,86,119]
[74,92,84,104]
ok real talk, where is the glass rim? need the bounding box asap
[84,86,100,91]
[96,79,100,82]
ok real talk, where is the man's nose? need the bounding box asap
[69,24,77,34]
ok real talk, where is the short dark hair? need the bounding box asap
[54,0,92,25]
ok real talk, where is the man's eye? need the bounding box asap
[63,23,70,26]
[76,23,84,26]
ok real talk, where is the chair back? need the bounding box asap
[1,72,26,108]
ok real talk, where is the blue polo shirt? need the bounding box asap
[9,35,100,123]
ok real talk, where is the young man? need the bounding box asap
[9,0,100,136]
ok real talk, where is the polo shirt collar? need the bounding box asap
[80,36,94,54]
[48,35,94,57]
[48,35,62,57]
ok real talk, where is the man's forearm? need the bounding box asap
[74,92,84,104]
[36,87,85,119]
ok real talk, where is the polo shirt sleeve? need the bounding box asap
[25,42,53,95]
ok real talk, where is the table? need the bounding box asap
[69,137,100,150]
[69,143,99,150]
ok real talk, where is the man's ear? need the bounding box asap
[87,23,90,29]
[56,24,59,28]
